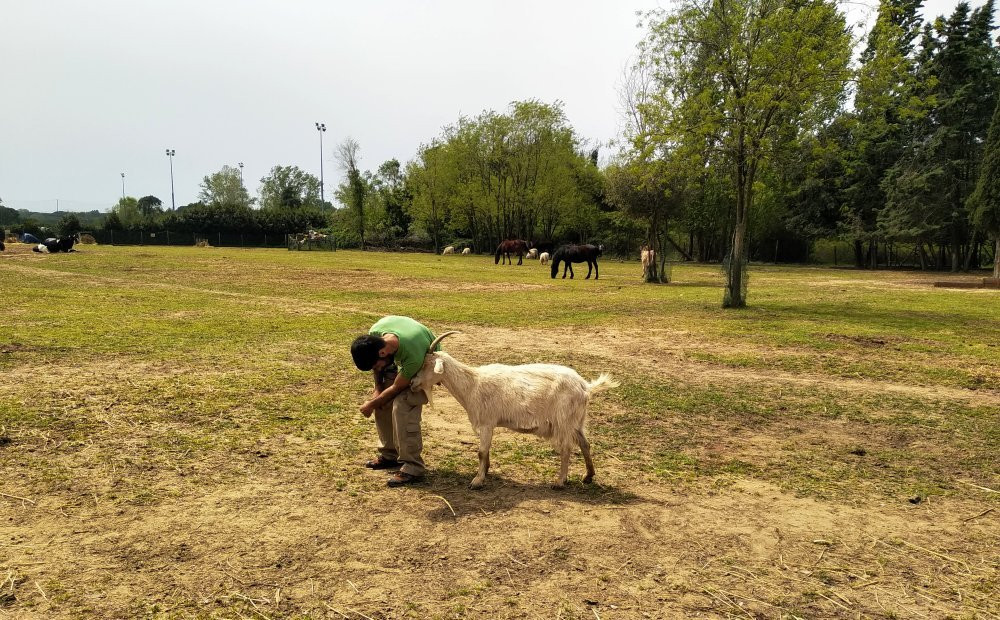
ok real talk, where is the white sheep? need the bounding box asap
[539,252,550,265]
[526,248,538,259]
[411,331,618,488]
[462,247,472,255]
[442,246,455,255]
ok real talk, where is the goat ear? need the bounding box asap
[434,358,444,375]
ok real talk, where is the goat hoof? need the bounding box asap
[551,482,566,490]
[469,480,485,490]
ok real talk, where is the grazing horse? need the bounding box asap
[494,239,530,265]
[550,244,604,280]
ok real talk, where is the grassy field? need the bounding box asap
[1,244,997,619]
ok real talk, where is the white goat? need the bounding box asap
[411,331,618,488]
[442,246,455,255]
[539,252,550,265]
[526,248,538,259]
[641,246,656,280]
[461,247,472,255]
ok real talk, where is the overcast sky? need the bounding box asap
[0,0,978,213]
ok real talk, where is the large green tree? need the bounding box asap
[967,93,1000,279]
[199,165,252,209]
[111,196,142,229]
[372,159,412,241]
[137,195,163,217]
[406,100,597,250]
[843,0,924,268]
[638,0,852,306]
[258,165,322,211]
[882,1,1000,270]
[335,138,367,249]
[407,143,454,253]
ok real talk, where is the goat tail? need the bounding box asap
[586,373,619,397]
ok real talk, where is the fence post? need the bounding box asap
[218,232,222,247]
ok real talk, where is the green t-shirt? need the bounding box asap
[369,316,439,379]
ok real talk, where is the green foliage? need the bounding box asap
[406,100,601,250]
[0,200,19,227]
[258,165,322,210]
[334,138,367,248]
[968,94,1000,237]
[137,195,163,217]
[111,197,143,229]
[199,165,253,209]
[881,1,1000,270]
[57,213,82,236]
[636,0,853,305]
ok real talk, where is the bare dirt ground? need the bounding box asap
[5,335,997,620]
[1,255,998,619]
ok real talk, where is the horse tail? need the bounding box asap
[494,244,502,264]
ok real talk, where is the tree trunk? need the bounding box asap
[725,222,747,307]
[951,224,962,272]
[963,230,979,272]
[995,238,1000,280]
[853,240,864,269]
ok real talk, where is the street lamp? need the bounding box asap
[315,122,326,205]
[165,149,176,210]
[121,172,125,200]
[238,162,244,188]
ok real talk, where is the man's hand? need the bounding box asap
[360,400,377,418]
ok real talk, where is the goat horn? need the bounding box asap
[428,330,460,352]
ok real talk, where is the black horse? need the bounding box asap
[550,244,603,280]
[33,234,79,253]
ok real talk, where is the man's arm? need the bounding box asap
[360,371,411,415]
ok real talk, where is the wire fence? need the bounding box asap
[84,230,336,251]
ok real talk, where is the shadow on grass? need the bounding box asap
[663,280,723,288]
[414,468,655,521]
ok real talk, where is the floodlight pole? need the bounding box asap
[165,149,176,210]
[315,122,326,205]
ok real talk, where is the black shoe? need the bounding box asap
[365,456,400,470]
[386,471,423,487]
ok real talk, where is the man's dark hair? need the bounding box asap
[351,334,386,371]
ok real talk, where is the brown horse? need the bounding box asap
[494,239,530,265]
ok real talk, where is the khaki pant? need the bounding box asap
[374,367,428,477]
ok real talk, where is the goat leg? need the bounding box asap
[554,448,571,488]
[471,427,494,489]
[576,429,595,483]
